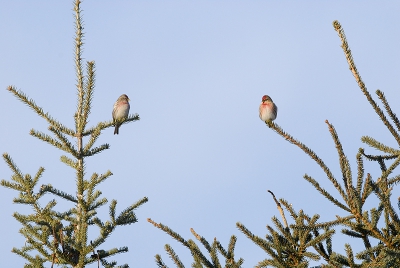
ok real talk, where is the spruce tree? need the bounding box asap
[1,1,147,267]
[149,21,400,267]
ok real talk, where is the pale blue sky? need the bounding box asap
[1,1,400,267]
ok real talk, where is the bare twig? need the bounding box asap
[267,190,288,228]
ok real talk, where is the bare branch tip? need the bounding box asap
[333,20,341,31]
[190,228,201,240]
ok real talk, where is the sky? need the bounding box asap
[1,1,400,267]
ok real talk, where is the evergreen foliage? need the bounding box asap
[3,1,400,267]
[1,1,147,267]
[149,21,400,267]
[148,219,244,268]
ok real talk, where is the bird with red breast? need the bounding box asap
[259,95,277,122]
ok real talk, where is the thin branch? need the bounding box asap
[267,190,288,228]
[267,121,348,205]
[332,20,400,145]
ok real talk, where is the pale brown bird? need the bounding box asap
[259,95,277,122]
[112,94,130,134]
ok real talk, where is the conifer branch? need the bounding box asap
[271,216,293,244]
[297,215,353,231]
[39,184,78,203]
[150,219,242,267]
[164,245,184,268]
[115,197,148,225]
[83,144,110,157]
[378,158,388,173]
[13,196,36,205]
[255,259,280,268]
[90,221,116,249]
[7,86,75,136]
[239,201,345,267]
[355,244,383,263]
[222,236,244,267]
[388,174,400,186]
[362,152,398,161]
[82,61,95,131]
[186,239,214,267]
[86,173,113,207]
[312,229,332,262]
[86,173,99,201]
[82,114,140,136]
[227,236,237,257]
[109,200,117,224]
[33,166,45,187]
[360,136,400,156]
[87,190,102,209]
[83,125,102,152]
[155,254,169,268]
[303,174,350,212]
[361,174,373,205]
[352,213,388,246]
[56,210,75,220]
[12,247,47,267]
[344,244,356,267]
[3,153,25,182]
[96,246,128,259]
[74,0,85,133]
[381,156,400,181]
[325,120,352,199]
[29,129,63,149]
[88,198,108,212]
[332,20,400,145]
[148,218,190,247]
[49,126,78,156]
[210,239,222,267]
[42,199,58,214]
[369,182,400,229]
[356,149,365,197]
[376,90,400,133]
[0,180,24,192]
[236,222,277,258]
[190,228,212,253]
[30,129,78,157]
[60,155,79,169]
[267,121,347,204]
[305,229,335,249]
[215,240,228,258]
[96,171,113,186]
[280,199,297,219]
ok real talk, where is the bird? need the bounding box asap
[112,94,130,135]
[259,95,277,122]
